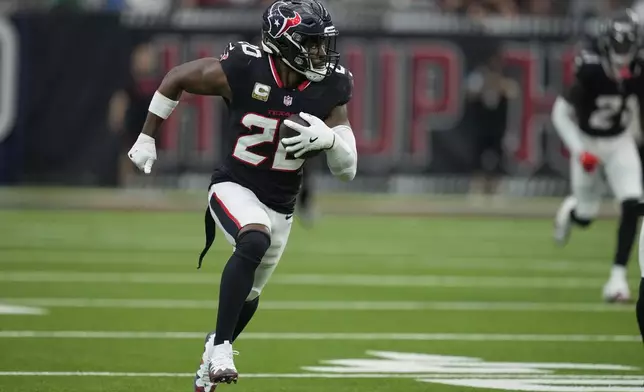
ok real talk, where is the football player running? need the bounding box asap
[127,0,357,389]
[552,9,643,303]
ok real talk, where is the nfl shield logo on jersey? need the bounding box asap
[283,95,293,106]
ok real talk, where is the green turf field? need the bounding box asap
[0,209,642,392]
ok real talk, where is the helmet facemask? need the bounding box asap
[598,11,640,80]
[263,28,339,82]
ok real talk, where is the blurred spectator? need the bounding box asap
[440,0,468,13]
[608,0,635,11]
[180,0,272,8]
[46,0,173,12]
[460,0,519,18]
[103,0,126,11]
[13,0,633,14]
[117,0,173,13]
[466,0,488,18]
[108,41,161,186]
[488,0,519,16]
[520,0,555,16]
[466,48,518,198]
[569,0,632,18]
[49,0,86,11]
[437,0,632,16]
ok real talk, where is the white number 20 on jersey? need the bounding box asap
[589,95,637,131]
[233,113,305,171]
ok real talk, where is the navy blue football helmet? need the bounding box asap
[597,9,641,77]
[261,0,340,82]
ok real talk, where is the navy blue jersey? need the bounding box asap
[563,46,644,137]
[211,41,353,214]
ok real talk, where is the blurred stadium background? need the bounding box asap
[1,1,643,392]
[0,0,642,212]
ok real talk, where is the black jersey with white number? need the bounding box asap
[564,46,644,137]
[211,41,353,214]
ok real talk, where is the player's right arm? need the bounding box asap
[552,53,591,157]
[140,58,231,139]
[552,95,584,156]
[128,55,232,173]
[552,51,601,172]
[553,95,599,172]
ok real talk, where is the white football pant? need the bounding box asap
[207,181,293,301]
[571,132,643,220]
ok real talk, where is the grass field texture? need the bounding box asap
[0,209,642,392]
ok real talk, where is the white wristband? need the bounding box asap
[149,91,179,119]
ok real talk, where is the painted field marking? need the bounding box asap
[0,255,612,273]
[0,331,639,342]
[0,372,641,380]
[0,304,46,315]
[0,298,634,312]
[0,271,609,289]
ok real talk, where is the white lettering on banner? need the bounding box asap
[303,351,643,392]
[0,17,17,143]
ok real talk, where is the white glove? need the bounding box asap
[281,112,336,158]
[128,133,157,174]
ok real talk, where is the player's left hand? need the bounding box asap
[281,112,335,159]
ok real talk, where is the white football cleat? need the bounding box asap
[194,331,217,392]
[602,266,631,303]
[554,195,577,246]
[208,340,239,385]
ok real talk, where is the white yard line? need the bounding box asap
[0,331,638,342]
[0,272,608,289]
[0,298,633,312]
[0,372,641,380]
[0,256,611,273]
[0,304,46,315]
